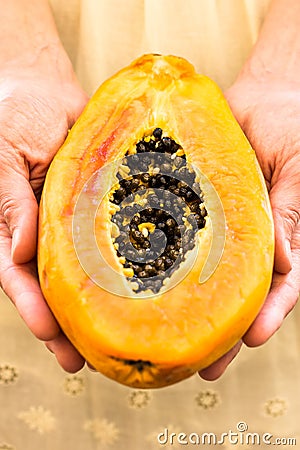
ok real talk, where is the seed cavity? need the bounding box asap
[108,128,207,294]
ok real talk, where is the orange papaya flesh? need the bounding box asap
[38,54,274,388]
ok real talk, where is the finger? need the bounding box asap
[0,260,61,341]
[198,340,243,381]
[243,273,298,346]
[45,334,85,373]
[0,169,38,264]
[272,207,293,274]
[86,362,98,372]
[244,225,300,347]
[269,168,300,274]
[0,219,60,341]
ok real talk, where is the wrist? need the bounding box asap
[236,48,300,89]
[234,0,300,88]
[0,0,76,85]
[1,43,77,86]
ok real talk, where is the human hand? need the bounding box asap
[0,57,88,372]
[199,75,300,380]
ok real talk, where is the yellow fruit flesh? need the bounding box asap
[38,55,274,388]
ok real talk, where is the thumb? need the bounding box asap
[64,82,89,127]
[0,169,38,264]
[270,170,300,274]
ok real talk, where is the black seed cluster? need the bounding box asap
[110,128,207,294]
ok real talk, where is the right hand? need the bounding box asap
[199,74,300,380]
[0,53,89,372]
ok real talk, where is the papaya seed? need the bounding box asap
[109,129,207,294]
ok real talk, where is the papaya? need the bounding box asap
[38,54,274,388]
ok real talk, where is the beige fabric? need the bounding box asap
[2,1,300,449]
[1,289,299,449]
[49,0,271,94]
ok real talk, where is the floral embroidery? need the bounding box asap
[63,374,85,396]
[0,364,18,385]
[128,390,152,409]
[264,398,287,418]
[83,418,120,444]
[0,444,15,450]
[195,389,220,409]
[18,406,56,434]
[147,424,183,450]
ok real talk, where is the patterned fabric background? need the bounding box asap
[0,289,299,449]
[1,1,299,449]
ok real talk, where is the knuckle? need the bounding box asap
[0,201,21,236]
[286,208,300,228]
[273,204,300,228]
[0,195,17,223]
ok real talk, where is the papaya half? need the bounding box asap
[38,54,274,388]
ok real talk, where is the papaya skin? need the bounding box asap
[38,54,274,388]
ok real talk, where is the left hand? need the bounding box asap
[199,75,300,380]
[0,57,88,372]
